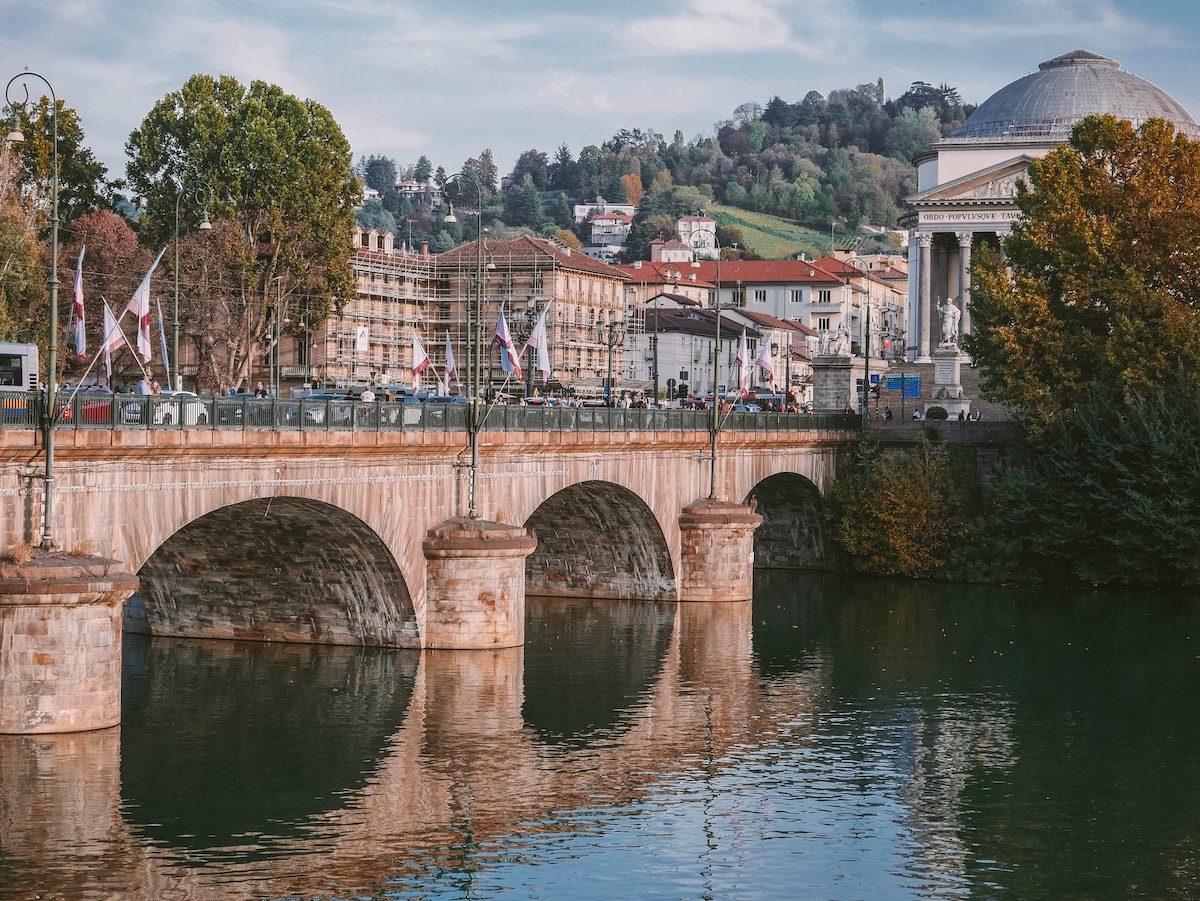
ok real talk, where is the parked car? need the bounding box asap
[423,395,469,404]
[154,390,210,425]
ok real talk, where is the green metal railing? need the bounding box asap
[0,392,859,434]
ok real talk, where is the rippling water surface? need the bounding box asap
[2,573,1198,900]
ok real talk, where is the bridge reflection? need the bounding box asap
[0,597,823,899]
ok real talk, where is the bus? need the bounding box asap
[0,342,39,424]
[0,342,39,392]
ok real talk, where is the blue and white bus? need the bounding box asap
[0,342,39,424]
[0,342,38,391]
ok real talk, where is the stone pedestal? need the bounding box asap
[811,354,855,413]
[677,499,762,602]
[924,345,971,418]
[422,517,538,649]
[0,553,139,734]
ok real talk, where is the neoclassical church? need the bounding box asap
[903,50,1200,362]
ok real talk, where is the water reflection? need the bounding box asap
[2,578,1199,899]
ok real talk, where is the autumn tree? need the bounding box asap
[126,74,360,391]
[827,436,972,578]
[966,115,1200,434]
[0,145,43,343]
[56,209,153,384]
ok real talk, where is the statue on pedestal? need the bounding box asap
[939,301,961,346]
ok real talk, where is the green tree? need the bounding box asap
[355,199,397,234]
[966,115,1200,434]
[827,436,970,578]
[0,146,44,343]
[986,387,1200,586]
[4,94,117,225]
[414,154,433,184]
[503,175,543,228]
[362,154,397,194]
[126,73,360,391]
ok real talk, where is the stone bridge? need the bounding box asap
[0,413,852,732]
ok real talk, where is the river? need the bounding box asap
[2,572,1197,900]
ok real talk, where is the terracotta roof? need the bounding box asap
[615,261,714,287]
[730,308,817,337]
[690,260,841,285]
[435,235,630,280]
[646,309,762,340]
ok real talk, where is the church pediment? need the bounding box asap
[909,156,1034,205]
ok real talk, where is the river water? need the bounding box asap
[2,572,1198,900]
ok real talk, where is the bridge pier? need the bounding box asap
[422,517,538,649]
[0,554,138,734]
[677,499,763,602]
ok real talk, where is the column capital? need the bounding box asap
[917,232,933,248]
[956,231,973,248]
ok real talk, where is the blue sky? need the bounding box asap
[3,0,1198,185]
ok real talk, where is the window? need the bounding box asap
[817,317,831,331]
[533,271,544,294]
[732,286,747,307]
[753,289,767,304]
[790,289,803,304]
[817,289,832,304]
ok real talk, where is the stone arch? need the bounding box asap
[134,497,418,647]
[523,480,675,600]
[746,472,827,569]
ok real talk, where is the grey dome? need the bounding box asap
[951,50,1200,140]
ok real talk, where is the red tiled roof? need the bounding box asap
[690,260,841,285]
[435,235,630,280]
[615,261,714,287]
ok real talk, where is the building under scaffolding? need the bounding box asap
[434,235,632,399]
[312,229,436,390]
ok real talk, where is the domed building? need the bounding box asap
[904,50,1200,362]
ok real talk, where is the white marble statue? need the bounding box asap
[939,301,961,345]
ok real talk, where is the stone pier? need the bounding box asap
[422,517,538,649]
[0,554,138,734]
[677,499,762,602]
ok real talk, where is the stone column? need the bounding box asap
[422,517,538,649]
[957,231,973,338]
[0,554,138,734]
[677,499,762,602]
[917,233,933,361]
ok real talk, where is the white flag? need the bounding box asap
[494,310,522,381]
[412,332,431,391]
[444,333,457,383]
[524,310,551,384]
[101,301,122,382]
[735,329,750,398]
[754,334,775,392]
[126,247,166,364]
[72,244,86,358]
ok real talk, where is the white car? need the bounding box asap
[154,390,211,426]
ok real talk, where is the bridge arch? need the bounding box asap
[746,472,827,569]
[135,496,419,647]
[523,480,675,600]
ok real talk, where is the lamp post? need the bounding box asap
[596,308,626,406]
[444,171,485,518]
[691,231,722,499]
[845,257,871,421]
[174,179,213,390]
[7,71,60,549]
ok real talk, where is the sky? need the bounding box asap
[3,0,1199,187]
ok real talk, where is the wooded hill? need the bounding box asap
[356,79,974,260]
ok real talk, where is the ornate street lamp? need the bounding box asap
[174,179,213,390]
[691,229,722,499]
[7,70,60,548]
[444,171,485,518]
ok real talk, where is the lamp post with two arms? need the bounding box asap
[443,171,486,519]
[173,180,213,390]
[6,70,61,548]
